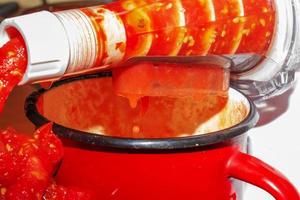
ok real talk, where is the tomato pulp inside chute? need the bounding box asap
[105,0,276,104]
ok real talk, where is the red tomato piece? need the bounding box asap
[33,124,64,173]
[0,124,65,200]
[0,35,27,112]
[4,156,51,200]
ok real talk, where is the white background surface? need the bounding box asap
[244,73,300,199]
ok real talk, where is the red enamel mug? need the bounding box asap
[25,57,300,200]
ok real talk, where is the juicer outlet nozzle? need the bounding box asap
[0,11,70,84]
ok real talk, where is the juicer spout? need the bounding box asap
[0,11,70,85]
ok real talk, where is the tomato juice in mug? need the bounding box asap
[25,66,300,200]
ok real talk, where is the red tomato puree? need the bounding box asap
[0,34,26,112]
[0,34,91,199]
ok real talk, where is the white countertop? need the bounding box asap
[245,73,300,199]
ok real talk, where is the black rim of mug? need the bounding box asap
[25,56,259,150]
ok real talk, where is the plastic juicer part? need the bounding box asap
[0,11,70,85]
[230,0,300,100]
[0,0,300,100]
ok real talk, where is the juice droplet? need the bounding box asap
[132,125,140,134]
[127,94,142,108]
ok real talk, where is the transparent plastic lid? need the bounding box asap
[229,0,300,101]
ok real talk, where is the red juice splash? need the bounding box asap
[0,36,27,112]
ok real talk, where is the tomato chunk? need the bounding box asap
[0,124,62,199]
[0,35,27,112]
[0,124,92,200]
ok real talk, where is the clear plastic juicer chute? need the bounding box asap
[0,0,299,100]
